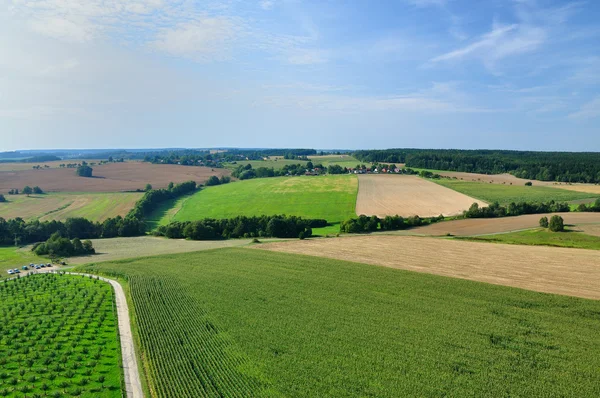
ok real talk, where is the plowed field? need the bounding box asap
[0,162,229,193]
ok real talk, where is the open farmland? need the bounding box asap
[0,160,105,172]
[0,192,142,222]
[434,179,598,204]
[66,236,257,264]
[259,235,600,300]
[78,248,600,397]
[0,273,122,397]
[458,228,600,250]
[0,162,229,193]
[356,174,486,217]
[165,175,357,225]
[411,212,600,236]
[225,158,307,170]
[308,154,362,168]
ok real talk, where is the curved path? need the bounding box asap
[4,270,144,398]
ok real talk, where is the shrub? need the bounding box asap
[0,194,5,203]
[549,215,565,232]
[525,181,533,186]
[539,216,549,228]
[76,165,93,177]
[205,176,221,186]
[33,186,44,194]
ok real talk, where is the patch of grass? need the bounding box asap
[0,273,122,397]
[308,155,362,168]
[0,192,142,222]
[78,248,600,397]
[457,227,600,250]
[434,179,597,204]
[0,247,45,278]
[166,175,358,225]
[224,159,307,171]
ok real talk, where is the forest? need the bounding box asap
[353,149,600,183]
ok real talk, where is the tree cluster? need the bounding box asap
[577,199,600,212]
[353,149,600,183]
[155,215,325,240]
[76,165,93,177]
[127,181,198,220]
[231,163,313,180]
[32,232,95,257]
[205,176,231,186]
[463,201,570,219]
[340,214,442,233]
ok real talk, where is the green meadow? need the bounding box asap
[0,246,44,278]
[78,248,600,397]
[157,175,358,233]
[434,179,597,204]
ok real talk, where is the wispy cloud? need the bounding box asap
[569,97,600,120]
[259,1,275,11]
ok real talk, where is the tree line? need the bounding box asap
[126,181,198,220]
[340,214,444,233]
[155,215,327,240]
[353,149,600,183]
[463,201,570,218]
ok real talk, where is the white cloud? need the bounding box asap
[260,1,275,11]
[153,18,240,61]
[569,97,600,120]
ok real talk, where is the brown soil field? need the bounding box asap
[67,236,255,264]
[576,224,600,237]
[0,162,230,193]
[355,174,486,217]
[435,170,600,194]
[409,212,600,236]
[0,159,104,172]
[258,235,600,300]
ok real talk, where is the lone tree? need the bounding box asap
[539,216,549,228]
[549,215,565,232]
[33,186,43,194]
[22,186,33,196]
[145,183,153,191]
[76,165,93,177]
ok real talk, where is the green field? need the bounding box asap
[224,158,308,171]
[0,274,122,397]
[458,228,600,250]
[308,155,362,168]
[434,179,597,204]
[0,247,45,278]
[78,248,600,397]
[157,176,358,232]
[0,192,142,222]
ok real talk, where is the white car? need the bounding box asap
[7,269,14,275]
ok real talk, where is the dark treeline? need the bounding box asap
[33,233,95,257]
[155,215,327,240]
[577,199,600,212]
[232,163,312,180]
[463,201,570,218]
[353,149,600,183]
[0,216,145,246]
[340,214,444,233]
[127,181,197,220]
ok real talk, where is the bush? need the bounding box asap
[539,216,549,228]
[76,165,93,177]
[0,194,5,203]
[33,186,43,194]
[205,176,221,186]
[525,181,533,186]
[549,215,565,232]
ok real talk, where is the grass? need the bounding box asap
[457,227,600,250]
[308,155,362,168]
[224,159,308,171]
[433,179,597,204]
[158,175,358,230]
[78,247,600,397]
[0,246,45,279]
[0,273,122,397]
[0,192,142,222]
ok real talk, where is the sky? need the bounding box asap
[1,0,599,151]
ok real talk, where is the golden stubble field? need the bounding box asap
[355,174,486,217]
[410,212,600,236]
[258,235,600,299]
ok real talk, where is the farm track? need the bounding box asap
[410,212,600,236]
[355,174,486,217]
[257,235,600,300]
[7,270,145,398]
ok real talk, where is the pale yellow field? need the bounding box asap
[258,235,600,300]
[355,174,486,217]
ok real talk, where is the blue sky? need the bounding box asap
[1,0,599,151]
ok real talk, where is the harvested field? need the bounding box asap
[410,212,600,236]
[0,192,142,221]
[577,224,600,237]
[258,235,600,300]
[0,162,229,193]
[430,170,600,195]
[356,174,486,217]
[67,236,255,264]
[0,159,103,172]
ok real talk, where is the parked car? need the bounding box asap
[22,265,28,270]
[34,265,40,270]
[7,269,14,275]
[14,269,20,273]
[46,263,52,267]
